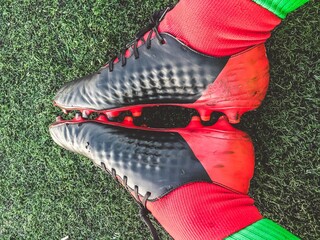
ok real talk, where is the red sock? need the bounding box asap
[147,182,262,240]
[158,0,281,56]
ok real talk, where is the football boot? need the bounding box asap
[50,115,257,239]
[54,8,269,124]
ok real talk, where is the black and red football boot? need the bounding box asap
[49,115,260,239]
[54,8,269,124]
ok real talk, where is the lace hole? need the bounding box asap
[160,39,166,45]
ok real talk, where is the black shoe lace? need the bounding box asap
[101,162,160,240]
[107,7,172,72]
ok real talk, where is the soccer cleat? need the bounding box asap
[54,8,269,124]
[50,116,257,239]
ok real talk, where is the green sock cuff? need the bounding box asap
[252,0,309,18]
[225,219,300,240]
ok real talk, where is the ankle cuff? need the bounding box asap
[225,219,300,239]
[253,0,309,18]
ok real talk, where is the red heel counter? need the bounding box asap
[178,117,255,194]
[196,44,270,122]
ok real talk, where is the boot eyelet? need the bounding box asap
[159,39,166,45]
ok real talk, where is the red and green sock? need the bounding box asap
[148,183,299,239]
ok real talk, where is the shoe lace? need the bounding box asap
[107,7,171,72]
[101,162,160,240]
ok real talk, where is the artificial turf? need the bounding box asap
[0,1,319,239]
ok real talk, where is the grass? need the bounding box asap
[0,1,319,239]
